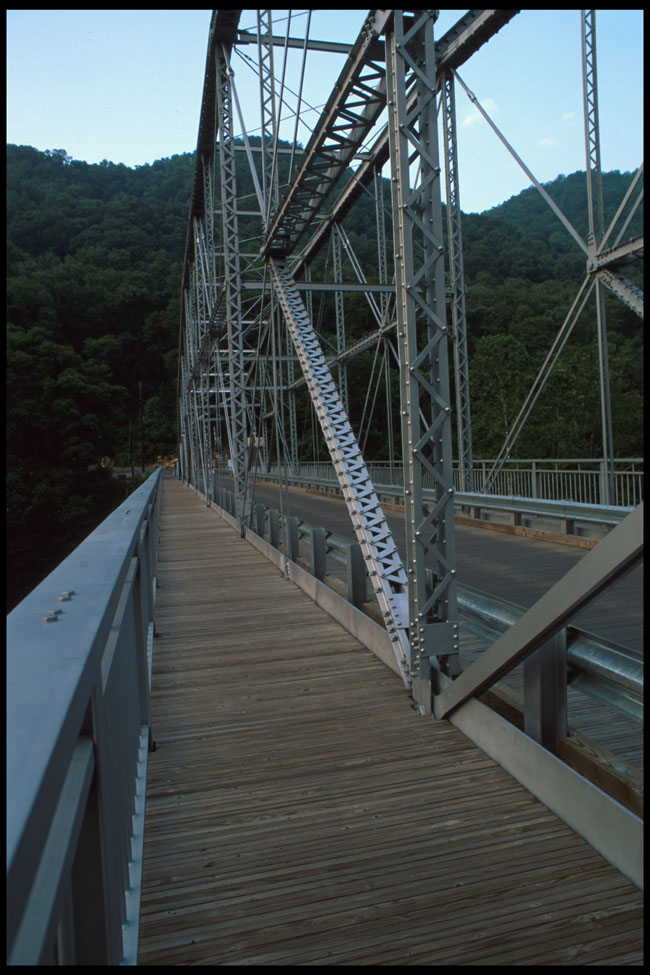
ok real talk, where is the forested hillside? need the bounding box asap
[6,143,643,609]
[7,144,192,609]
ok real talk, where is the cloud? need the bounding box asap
[538,136,559,149]
[460,97,499,128]
[562,111,576,121]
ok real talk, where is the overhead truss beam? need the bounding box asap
[291,9,520,273]
[263,9,393,259]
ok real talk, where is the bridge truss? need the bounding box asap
[178,9,643,696]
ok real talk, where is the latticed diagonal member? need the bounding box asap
[269,259,411,685]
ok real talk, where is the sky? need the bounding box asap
[6,9,644,214]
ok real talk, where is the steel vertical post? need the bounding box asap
[332,224,349,414]
[257,9,279,227]
[216,44,248,533]
[443,70,474,494]
[386,10,460,682]
[582,9,615,505]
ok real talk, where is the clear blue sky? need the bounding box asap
[6,9,643,213]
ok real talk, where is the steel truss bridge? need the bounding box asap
[178,8,643,688]
[7,9,644,966]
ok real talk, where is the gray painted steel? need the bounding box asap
[7,469,163,964]
[387,10,459,679]
[269,258,411,683]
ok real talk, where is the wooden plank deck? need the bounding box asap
[138,477,642,965]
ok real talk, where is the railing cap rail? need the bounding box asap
[6,469,161,892]
[452,491,634,522]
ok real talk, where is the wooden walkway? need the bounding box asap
[138,478,642,965]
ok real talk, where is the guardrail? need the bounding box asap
[259,458,644,508]
[7,468,163,966]
[228,469,632,541]
[206,480,642,724]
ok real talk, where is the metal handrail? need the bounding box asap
[239,469,633,535]
[7,468,163,965]
[256,459,644,507]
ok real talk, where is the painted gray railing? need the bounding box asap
[261,458,644,508]
[227,468,632,541]
[209,482,642,723]
[7,468,163,966]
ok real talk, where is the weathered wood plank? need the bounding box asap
[138,477,642,966]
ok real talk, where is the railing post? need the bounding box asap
[346,543,367,608]
[561,516,575,536]
[255,503,265,538]
[523,630,568,755]
[311,526,326,581]
[287,516,299,562]
[269,508,280,548]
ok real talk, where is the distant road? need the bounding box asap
[214,475,643,652]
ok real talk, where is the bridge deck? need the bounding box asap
[138,478,642,965]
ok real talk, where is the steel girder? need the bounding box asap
[256,10,278,226]
[269,258,411,685]
[478,11,642,498]
[386,10,459,680]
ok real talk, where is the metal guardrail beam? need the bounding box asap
[458,584,642,722]
[452,491,633,526]
[7,469,163,965]
[245,468,635,530]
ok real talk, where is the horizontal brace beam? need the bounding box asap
[236,30,384,58]
[434,503,643,719]
[241,280,396,293]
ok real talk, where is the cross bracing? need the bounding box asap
[178,9,643,702]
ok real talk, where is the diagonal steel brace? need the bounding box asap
[269,259,411,685]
